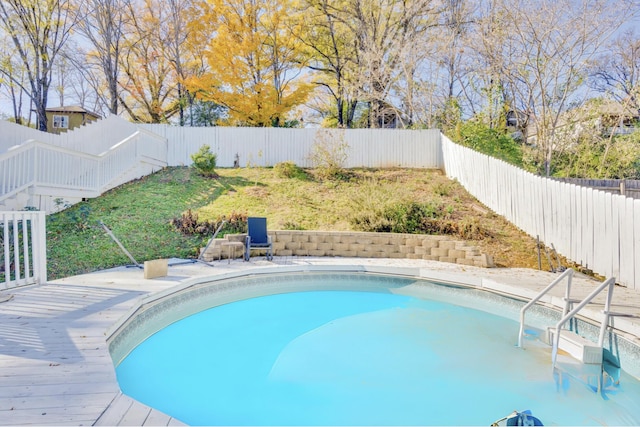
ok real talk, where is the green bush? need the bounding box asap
[452,120,524,167]
[274,161,307,179]
[350,201,442,233]
[350,200,492,239]
[552,131,640,179]
[190,145,218,177]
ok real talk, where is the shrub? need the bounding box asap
[171,209,214,235]
[350,201,443,234]
[274,161,307,179]
[350,199,492,239]
[48,201,92,231]
[171,210,248,236]
[308,130,349,180]
[420,217,492,240]
[190,145,218,177]
[281,220,305,230]
[433,182,453,197]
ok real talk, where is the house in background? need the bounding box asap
[593,99,640,137]
[45,106,101,134]
[522,98,639,146]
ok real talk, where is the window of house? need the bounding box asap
[52,115,69,129]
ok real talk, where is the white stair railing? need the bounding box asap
[517,268,574,348]
[0,127,167,211]
[551,277,616,369]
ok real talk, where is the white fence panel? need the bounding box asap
[612,194,623,280]
[54,115,140,155]
[619,198,635,286]
[568,184,579,262]
[583,187,594,271]
[0,121,57,153]
[139,125,443,169]
[1,211,46,289]
[592,190,607,276]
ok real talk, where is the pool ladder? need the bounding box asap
[517,270,622,392]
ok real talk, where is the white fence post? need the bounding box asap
[1,211,47,290]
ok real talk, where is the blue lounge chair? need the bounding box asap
[244,217,273,261]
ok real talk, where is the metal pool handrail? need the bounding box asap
[551,276,616,369]
[518,268,574,348]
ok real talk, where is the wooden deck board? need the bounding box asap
[145,408,173,426]
[0,382,118,398]
[118,399,155,426]
[93,393,134,426]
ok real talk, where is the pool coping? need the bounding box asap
[1,257,640,426]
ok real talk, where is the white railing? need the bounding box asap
[517,268,574,348]
[551,276,617,369]
[0,130,168,210]
[1,211,47,289]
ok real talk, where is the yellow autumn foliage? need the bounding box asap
[186,0,313,126]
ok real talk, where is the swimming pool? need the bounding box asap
[110,270,640,426]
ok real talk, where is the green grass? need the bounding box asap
[46,166,548,280]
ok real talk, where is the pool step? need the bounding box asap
[548,328,603,364]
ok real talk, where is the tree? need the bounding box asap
[161,0,211,126]
[186,0,313,127]
[295,0,360,128]
[474,0,638,176]
[347,0,441,128]
[416,0,477,129]
[589,30,640,111]
[118,0,181,123]
[0,0,78,131]
[76,0,130,115]
[0,33,30,124]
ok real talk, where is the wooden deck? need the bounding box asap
[0,274,188,426]
[1,258,639,426]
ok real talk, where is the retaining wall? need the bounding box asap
[201,230,494,268]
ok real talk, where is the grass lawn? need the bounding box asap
[46,166,556,280]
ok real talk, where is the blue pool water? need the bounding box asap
[116,289,640,426]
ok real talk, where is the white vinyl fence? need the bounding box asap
[140,125,443,169]
[1,211,47,290]
[442,135,640,290]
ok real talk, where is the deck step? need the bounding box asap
[549,329,603,364]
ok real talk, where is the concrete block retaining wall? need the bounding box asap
[201,230,494,268]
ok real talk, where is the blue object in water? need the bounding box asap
[506,410,544,426]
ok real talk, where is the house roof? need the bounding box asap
[46,105,101,118]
